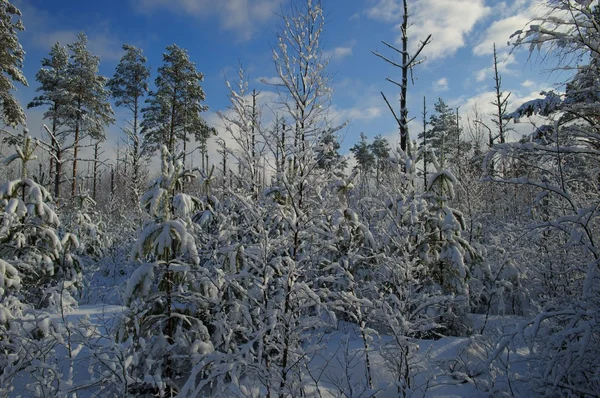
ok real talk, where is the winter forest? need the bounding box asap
[0,0,599,396]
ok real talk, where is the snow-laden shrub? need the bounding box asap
[0,134,81,309]
[119,146,213,396]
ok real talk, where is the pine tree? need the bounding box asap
[108,44,151,201]
[141,44,212,158]
[316,130,344,171]
[419,98,461,168]
[121,146,212,395]
[370,134,390,184]
[64,193,107,260]
[376,143,476,335]
[0,0,27,128]
[350,132,375,184]
[28,42,70,198]
[64,33,115,197]
[0,253,23,397]
[0,132,81,309]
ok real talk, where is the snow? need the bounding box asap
[124,262,154,303]
[0,258,21,295]
[2,2,599,395]
[11,305,532,398]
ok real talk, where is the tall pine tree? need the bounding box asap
[28,43,70,198]
[141,44,212,160]
[64,33,114,197]
[0,0,27,128]
[108,44,151,200]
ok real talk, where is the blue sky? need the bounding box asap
[12,0,559,165]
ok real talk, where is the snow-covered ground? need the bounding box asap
[8,304,531,397]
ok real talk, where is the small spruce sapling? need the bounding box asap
[121,145,212,395]
[0,132,82,309]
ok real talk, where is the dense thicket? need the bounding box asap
[0,0,599,396]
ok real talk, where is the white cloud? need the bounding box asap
[365,0,403,22]
[324,46,353,62]
[475,69,488,83]
[345,106,383,121]
[521,79,535,88]
[473,14,531,56]
[32,30,124,62]
[329,104,384,128]
[472,0,545,56]
[474,52,517,82]
[257,76,284,85]
[133,0,282,41]
[433,77,449,91]
[366,0,491,61]
[458,85,552,142]
[329,81,386,125]
[16,1,124,62]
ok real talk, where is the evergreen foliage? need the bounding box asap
[108,44,151,199]
[0,0,27,128]
[141,44,213,157]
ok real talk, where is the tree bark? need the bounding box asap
[71,95,82,197]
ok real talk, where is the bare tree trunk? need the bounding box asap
[169,88,178,154]
[49,116,57,186]
[422,96,427,187]
[72,96,82,197]
[399,0,409,152]
[373,0,431,153]
[55,147,62,199]
[93,142,99,201]
[251,89,258,199]
[110,165,115,196]
[281,121,286,177]
[132,96,140,202]
[493,43,508,145]
[222,144,227,184]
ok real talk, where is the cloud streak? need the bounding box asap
[474,52,517,82]
[17,1,125,62]
[366,0,491,61]
[324,45,354,62]
[32,30,124,62]
[433,77,449,91]
[472,0,543,56]
[133,0,282,41]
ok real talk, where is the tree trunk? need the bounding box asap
[281,121,286,178]
[399,0,409,152]
[49,114,58,187]
[132,93,141,203]
[110,166,115,196]
[169,88,178,154]
[55,147,62,199]
[252,89,257,199]
[93,142,99,201]
[422,96,427,188]
[72,96,82,197]
[493,43,506,145]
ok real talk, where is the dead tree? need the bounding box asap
[372,0,431,152]
[421,96,427,187]
[491,43,510,145]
